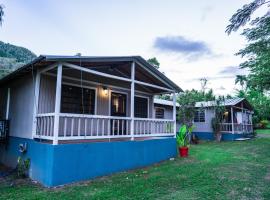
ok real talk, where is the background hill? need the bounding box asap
[0,41,36,78]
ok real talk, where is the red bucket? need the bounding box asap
[179,147,189,157]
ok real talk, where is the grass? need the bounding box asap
[255,129,270,134]
[1,138,270,200]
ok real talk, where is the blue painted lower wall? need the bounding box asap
[193,132,247,141]
[0,137,176,187]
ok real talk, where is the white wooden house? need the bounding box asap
[0,55,182,186]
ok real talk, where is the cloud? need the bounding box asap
[153,35,212,59]
[218,66,248,76]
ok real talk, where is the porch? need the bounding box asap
[32,56,179,144]
[220,104,253,134]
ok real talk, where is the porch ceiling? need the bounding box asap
[0,55,182,93]
[47,67,167,94]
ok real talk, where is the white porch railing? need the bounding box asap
[34,113,175,140]
[220,123,253,133]
[134,118,175,137]
[36,113,55,140]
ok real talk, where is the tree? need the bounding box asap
[0,4,4,25]
[235,75,247,90]
[226,0,270,34]
[211,96,226,142]
[227,1,270,92]
[147,57,160,69]
[236,88,270,123]
[177,89,215,127]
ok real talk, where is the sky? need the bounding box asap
[0,0,264,95]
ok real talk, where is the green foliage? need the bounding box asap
[226,0,269,34]
[236,88,270,123]
[176,125,195,147]
[177,89,215,126]
[17,157,31,178]
[0,41,36,78]
[227,1,270,92]
[211,96,226,139]
[147,57,160,69]
[176,125,187,147]
[258,119,269,129]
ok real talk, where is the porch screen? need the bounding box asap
[134,97,148,118]
[61,85,95,114]
[194,109,205,122]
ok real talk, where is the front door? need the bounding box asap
[110,92,127,135]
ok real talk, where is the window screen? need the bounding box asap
[155,107,165,119]
[194,109,205,122]
[61,85,95,114]
[134,97,148,118]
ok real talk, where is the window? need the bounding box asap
[155,107,165,119]
[134,97,148,118]
[61,84,96,114]
[194,109,205,122]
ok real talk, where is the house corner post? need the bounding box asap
[53,63,63,145]
[130,62,135,141]
[231,107,234,134]
[5,88,10,120]
[32,71,41,139]
[173,92,177,138]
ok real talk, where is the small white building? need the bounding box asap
[193,98,253,140]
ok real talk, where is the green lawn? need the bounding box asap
[256,129,270,134]
[1,138,270,200]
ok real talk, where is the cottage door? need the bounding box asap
[110,92,127,135]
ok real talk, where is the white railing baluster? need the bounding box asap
[71,118,74,136]
[112,119,115,135]
[117,120,120,136]
[78,118,81,136]
[91,118,93,136]
[85,118,87,136]
[64,117,67,137]
[97,119,99,136]
[121,120,124,135]
[102,119,105,136]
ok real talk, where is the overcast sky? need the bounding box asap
[0,0,264,95]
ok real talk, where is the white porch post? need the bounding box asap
[130,62,135,140]
[241,102,244,133]
[231,107,234,134]
[32,71,41,138]
[5,88,10,120]
[53,63,63,145]
[173,92,177,137]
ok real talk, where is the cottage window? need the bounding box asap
[155,107,165,119]
[61,85,95,114]
[134,97,148,118]
[194,109,205,122]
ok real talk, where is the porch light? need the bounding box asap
[224,111,229,116]
[103,86,108,96]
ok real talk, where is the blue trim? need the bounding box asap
[192,132,214,140]
[0,137,176,187]
[192,132,248,141]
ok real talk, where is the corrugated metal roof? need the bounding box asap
[195,97,245,107]
[154,98,180,107]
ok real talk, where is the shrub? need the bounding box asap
[259,120,269,129]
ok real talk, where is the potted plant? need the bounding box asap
[176,125,195,157]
